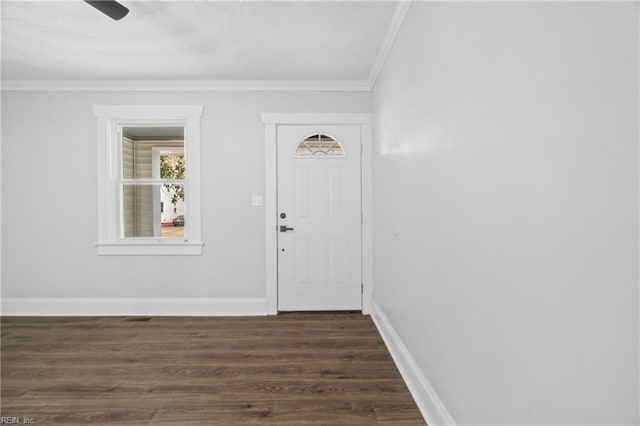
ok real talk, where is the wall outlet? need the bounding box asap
[252,195,263,206]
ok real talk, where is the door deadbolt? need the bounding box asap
[280,212,286,219]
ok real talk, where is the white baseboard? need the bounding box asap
[1,297,268,316]
[371,301,456,426]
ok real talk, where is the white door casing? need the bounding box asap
[262,113,373,315]
[277,125,362,311]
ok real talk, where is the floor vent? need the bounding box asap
[124,317,152,322]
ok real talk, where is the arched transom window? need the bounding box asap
[295,134,345,157]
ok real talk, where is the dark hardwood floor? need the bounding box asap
[1,313,425,425]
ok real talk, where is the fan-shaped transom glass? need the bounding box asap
[295,134,345,157]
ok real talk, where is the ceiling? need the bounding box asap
[123,126,184,139]
[1,1,402,89]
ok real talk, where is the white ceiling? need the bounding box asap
[1,1,401,87]
[123,126,184,139]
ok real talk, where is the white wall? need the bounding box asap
[372,3,638,425]
[1,90,370,299]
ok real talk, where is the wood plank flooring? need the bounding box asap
[1,313,426,425]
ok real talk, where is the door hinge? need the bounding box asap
[360,143,363,155]
[361,212,364,225]
[361,283,364,294]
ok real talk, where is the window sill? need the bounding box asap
[96,241,204,256]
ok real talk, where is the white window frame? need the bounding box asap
[94,105,204,255]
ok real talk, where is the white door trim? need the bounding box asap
[262,113,373,315]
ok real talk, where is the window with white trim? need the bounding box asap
[94,105,204,255]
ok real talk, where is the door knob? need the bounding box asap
[280,225,294,232]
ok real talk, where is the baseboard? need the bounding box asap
[1,297,268,316]
[371,301,456,426]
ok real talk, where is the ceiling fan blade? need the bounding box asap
[84,0,129,21]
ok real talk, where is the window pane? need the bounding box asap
[295,134,345,157]
[122,127,185,179]
[160,153,185,180]
[122,184,185,239]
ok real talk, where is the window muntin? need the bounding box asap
[295,134,345,157]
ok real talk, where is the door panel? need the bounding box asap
[329,167,343,218]
[277,125,362,311]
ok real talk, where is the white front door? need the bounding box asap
[277,125,362,311]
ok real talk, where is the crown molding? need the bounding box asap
[1,79,372,92]
[261,113,372,125]
[368,0,412,90]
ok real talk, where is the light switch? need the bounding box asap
[252,195,263,206]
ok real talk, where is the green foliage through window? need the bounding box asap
[160,154,185,206]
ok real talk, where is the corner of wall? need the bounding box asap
[367,1,412,90]
[370,301,456,426]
